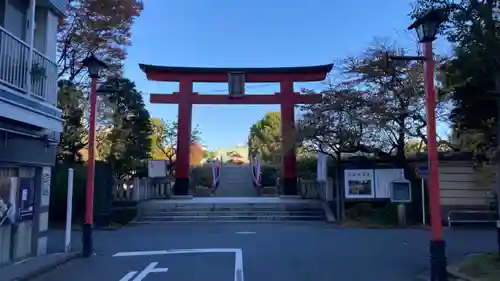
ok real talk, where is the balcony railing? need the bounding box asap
[32,50,57,100]
[0,26,57,101]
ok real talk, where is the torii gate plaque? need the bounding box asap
[140,64,333,196]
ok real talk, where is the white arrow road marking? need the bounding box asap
[118,271,137,281]
[119,262,168,281]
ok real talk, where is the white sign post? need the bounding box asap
[316,152,327,182]
[421,179,426,225]
[416,166,428,225]
[64,168,74,253]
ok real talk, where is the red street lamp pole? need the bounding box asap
[423,40,447,281]
[81,54,107,258]
[407,9,449,281]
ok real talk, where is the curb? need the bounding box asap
[446,265,480,281]
[12,252,81,281]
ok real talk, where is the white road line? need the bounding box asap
[118,271,137,281]
[236,231,256,235]
[113,248,241,257]
[112,248,244,281]
[234,249,244,281]
[113,251,169,257]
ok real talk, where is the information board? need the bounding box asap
[374,169,405,198]
[148,160,167,178]
[344,169,375,199]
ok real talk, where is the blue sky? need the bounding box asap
[123,0,451,151]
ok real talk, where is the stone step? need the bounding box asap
[142,210,325,217]
[141,204,322,212]
[136,215,325,222]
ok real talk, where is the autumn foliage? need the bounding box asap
[57,0,144,82]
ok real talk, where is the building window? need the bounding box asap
[0,167,18,178]
[19,167,35,178]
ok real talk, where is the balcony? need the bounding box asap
[0,25,57,102]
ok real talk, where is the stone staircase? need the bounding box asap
[135,197,327,223]
[214,164,259,197]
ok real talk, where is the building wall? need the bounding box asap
[0,0,60,265]
[0,122,56,264]
[410,159,495,221]
[0,133,57,166]
[437,161,494,208]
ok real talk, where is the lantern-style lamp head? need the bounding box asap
[82,54,107,78]
[408,8,449,43]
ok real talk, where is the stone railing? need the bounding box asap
[113,177,173,201]
[298,178,334,202]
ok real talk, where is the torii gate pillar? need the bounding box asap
[280,80,298,194]
[140,64,333,196]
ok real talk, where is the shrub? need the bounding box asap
[345,203,376,219]
[50,164,87,223]
[49,162,114,225]
[297,157,317,179]
[191,166,213,187]
[345,202,399,226]
[260,165,280,186]
[111,201,138,225]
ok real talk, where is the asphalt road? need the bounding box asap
[38,222,496,281]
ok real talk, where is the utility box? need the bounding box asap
[390,178,412,203]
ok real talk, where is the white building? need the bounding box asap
[0,0,65,265]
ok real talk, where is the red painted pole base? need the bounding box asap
[282,177,298,195]
[174,178,190,195]
[82,223,93,258]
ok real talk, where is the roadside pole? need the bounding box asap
[65,168,74,253]
[421,177,426,226]
[416,166,428,226]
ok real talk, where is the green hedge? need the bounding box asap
[190,165,213,187]
[260,165,280,186]
[49,162,114,225]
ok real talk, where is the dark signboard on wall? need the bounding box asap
[18,178,34,221]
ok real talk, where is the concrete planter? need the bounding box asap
[261,186,278,196]
[194,186,213,197]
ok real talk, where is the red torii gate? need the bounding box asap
[140,64,333,196]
